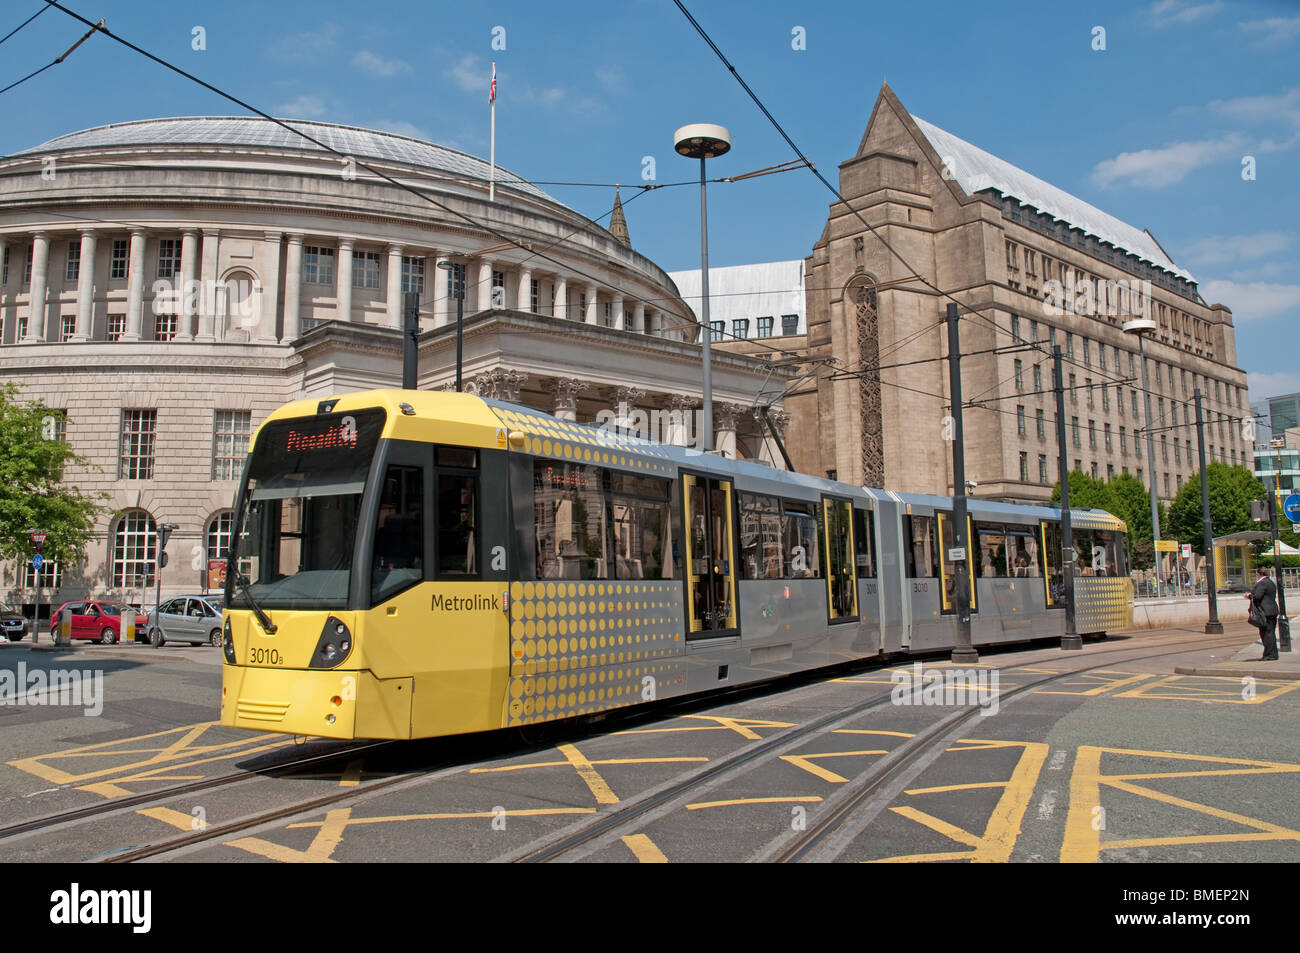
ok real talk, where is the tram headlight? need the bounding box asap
[222,618,236,664]
[310,616,354,669]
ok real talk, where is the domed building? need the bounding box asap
[0,117,791,621]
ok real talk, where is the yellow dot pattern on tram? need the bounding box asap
[505,580,685,726]
[1074,577,1133,633]
[490,407,675,473]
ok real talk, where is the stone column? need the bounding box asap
[258,231,282,342]
[632,301,646,335]
[518,266,533,312]
[612,294,625,331]
[386,244,404,328]
[22,232,49,342]
[433,251,450,328]
[477,258,494,312]
[585,283,598,324]
[282,233,302,343]
[554,276,568,320]
[336,239,355,322]
[667,394,698,447]
[177,230,198,341]
[122,229,146,342]
[552,377,583,421]
[616,385,645,438]
[197,229,219,342]
[73,229,96,341]
[714,401,742,460]
[756,408,791,468]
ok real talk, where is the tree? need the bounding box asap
[1050,469,1165,570]
[0,383,109,574]
[1109,471,1154,543]
[1165,462,1266,556]
[1048,469,1116,512]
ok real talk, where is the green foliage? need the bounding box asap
[1166,462,1266,556]
[1049,469,1167,569]
[0,383,109,570]
[1048,470,1115,511]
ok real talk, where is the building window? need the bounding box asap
[1049,327,1056,348]
[1098,342,1105,368]
[107,313,126,341]
[1082,337,1090,366]
[1011,315,1020,341]
[709,320,724,342]
[1017,405,1026,436]
[60,315,76,342]
[110,239,128,279]
[1086,378,1094,408]
[734,318,750,339]
[22,556,60,589]
[1033,364,1042,392]
[1089,419,1096,449]
[1105,423,1112,451]
[1,245,8,285]
[1019,451,1029,482]
[1076,459,1083,472]
[207,511,234,565]
[119,410,157,480]
[1128,352,1135,376]
[1161,434,1168,461]
[1006,241,1018,270]
[353,251,381,289]
[1163,473,1170,497]
[112,510,156,588]
[781,314,799,335]
[1108,463,1115,481]
[530,278,540,313]
[1072,416,1080,446]
[603,301,612,327]
[1069,373,1077,404]
[400,256,425,295]
[1015,359,1023,390]
[303,246,335,285]
[1120,426,1126,454]
[17,315,27,340]
[757,316,774,338]
[154,314,177,341]
[1029,319,1038,343]
[24,243,33,282]
[1091,461,1099,480]
[1039,454,1048,483]
[1066,332,1074,359]
[1132,391,1139,415]
[446,262,466,299]
[212,410,251,481]
[157,238,181,280]
[1036,409,1045,439]
[65,241,80,282]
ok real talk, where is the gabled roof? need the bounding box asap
[911,115,1194,282]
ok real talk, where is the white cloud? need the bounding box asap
[1209,87,1300,128]
[595,66,626,92]
[442,55,575,111]
[1180,231,1292,267]
[276,95,328,119]
[1239,15,1300,48]
[445,55,486,94]
[267,23,342,61]
[1090,134,1244,188]
[369,119,430,141]
[352,50,412,78]
[1200,279,1300,319]
[1247,370,1300,401]
[1150,0,1224,26]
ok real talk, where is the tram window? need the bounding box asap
[372,465,424,602]
[1007,530,1040,577]
[904,515,938,578]
[740,493,783,579]
[782,502,820,579]
[534,461,608,579]
[824,499,856,616]
[436,447,477,469]
[1073,529,1122,576]
[436,474,478,576]
[1042,521,1063,606]
[612,480,672,579]
[977,524,1008,577]
[853,508,875,578]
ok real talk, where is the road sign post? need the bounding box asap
[28,530,46,644]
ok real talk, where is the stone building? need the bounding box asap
[0,117,789,619]
[792,85,1250,500]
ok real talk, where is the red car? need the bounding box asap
[49,601,148,645]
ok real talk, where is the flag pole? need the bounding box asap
[489,60,496,203]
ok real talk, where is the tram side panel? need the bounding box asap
[875,498,907,654]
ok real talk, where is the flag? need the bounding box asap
[489,63,496,105]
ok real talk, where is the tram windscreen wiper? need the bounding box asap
[233,568,278,634]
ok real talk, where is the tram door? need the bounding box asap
[936,512,977,615]
[683,473,739,639]
[822,496,859,622]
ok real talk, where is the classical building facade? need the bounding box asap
[0,117,790,618]
[787,85,1250,501]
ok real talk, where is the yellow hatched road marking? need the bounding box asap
[1035,671,1156,696]
[471,756,706,774]
[780,751,889,784]
[137,806,206,830]
[286,808,596,828]
[1115,674,1300,704]
[226,808,354,863]
[558,743,619,804]
[869,740,1049,863]
[621,833,668,863]
[686,796,823,810]
[832,729,916,738]
[1061,745,1300,862]
[616,715,795,739]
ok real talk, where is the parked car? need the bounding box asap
[1,603,28,642]
[49,601,148,644]
[146,595,223,647]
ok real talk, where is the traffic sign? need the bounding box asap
[1285,494,1300,523]
[30,532,46,551]
[1181,544,1192,559]
[31,554,43,571]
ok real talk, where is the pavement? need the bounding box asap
[1172,620,1300,679]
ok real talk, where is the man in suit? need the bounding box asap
[1247,566,1280,660]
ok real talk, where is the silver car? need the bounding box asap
[147,595,223,647]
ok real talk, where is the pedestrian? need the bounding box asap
[1246,566,1280,661]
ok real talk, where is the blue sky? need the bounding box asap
[2,0,1297,397]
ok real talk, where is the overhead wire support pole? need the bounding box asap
[946,303,976,664]
[1054,345,1080,650]
[1193,389,1222,634]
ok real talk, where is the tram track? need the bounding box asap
[74,629,1239,864]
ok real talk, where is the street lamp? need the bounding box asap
[674,123,731,453]
[1124,316,1162,597]
[437,259,466,392]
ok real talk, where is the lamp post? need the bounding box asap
[674,123,731,453]
[1124,317,1162,596]
[437,259,466,392]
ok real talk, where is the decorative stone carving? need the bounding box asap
[470,367,526,402]
[552,377,584,419]
[848,276,883,487]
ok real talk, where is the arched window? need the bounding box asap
[112,510,156,588]
[207,511,233,563]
